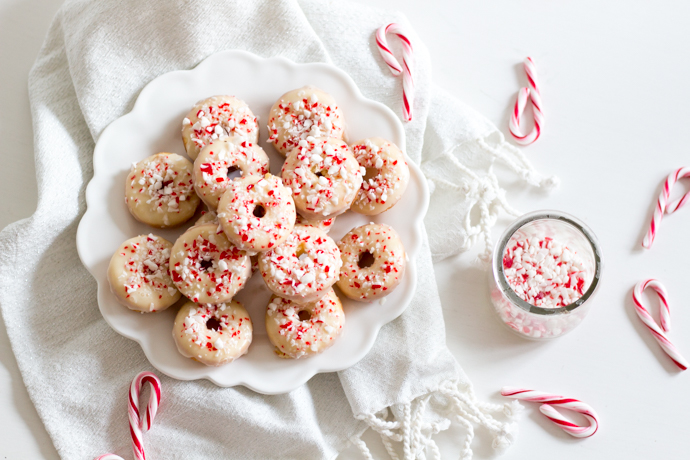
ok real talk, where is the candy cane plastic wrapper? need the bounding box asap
[375,23,414,122]
[94,371,162,460]
[641,166,690,249]
[501,387,599,438]
[509,57,544,146]
[632,279,688,370]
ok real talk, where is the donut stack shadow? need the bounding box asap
[108,86,410,367]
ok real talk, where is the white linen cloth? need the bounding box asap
[0,0,556,459]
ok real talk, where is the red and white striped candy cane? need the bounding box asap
[632,279,688,370]
[95,371,162,460]
[501,387,599,438]
[509,57,544,146]
[375,23,414,122]
[642,167,690,249]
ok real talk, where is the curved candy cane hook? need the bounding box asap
[509,57,544,146]
[375,23,415,122]
[632,279,688,370]
[501,387,599,438]
[95,371,162,460]
[642,167,690,249]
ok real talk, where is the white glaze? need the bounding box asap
[125,152,199,228]
[259,225,341,304]
[169,223,252,303]
[337,224,406,301]
[217,174,296,253]
[193,138,269,210]
[107,234,180,312]
[266,85,346,156]
[182,95,259,160]
[265,289,344,359]
[173,300,252,366]
[281,137,363,220]
[350,137,410,215]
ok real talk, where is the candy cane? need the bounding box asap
[632,279,688,370]
[501,387,599,438]
[642,167,690,249]
[375,23,414,122]
[94,371,162,460]
[509,57,544,146]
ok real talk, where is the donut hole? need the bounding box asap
[314,169,329,178]
[295,243,308,259]
[253,204,266,218]
[226,165,242,180]
[161,179,174,189]
[297,310,311,322]
[358,251,375,269]
[363,167,380,182]
[206,317,222,331]
[199,258,214,271]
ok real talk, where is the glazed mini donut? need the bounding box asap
[281,137,363,219]
[169,223,252,303]
[173,300,252,366]
[182,95,259,160]
[193,138,270,210]
[336,224,406,301]
[217,174,296,253]
[350,137,410,215]
[107,234,180,313]
[295,213,336,234]
[265,289,344,359]
[267,86,346,156]
[125,153,200,228]
[258,225,342,304]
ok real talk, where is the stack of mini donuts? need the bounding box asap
[108,86,410,366]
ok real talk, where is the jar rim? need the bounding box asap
[492,210,603,316]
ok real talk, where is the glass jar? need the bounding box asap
[488,210,603,339]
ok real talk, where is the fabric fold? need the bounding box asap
[422,86,558,261]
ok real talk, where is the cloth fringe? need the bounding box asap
[425,131,559,262]
[351,380,523,460]
[477,134,560,191]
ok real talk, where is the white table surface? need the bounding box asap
[2,0,690,458]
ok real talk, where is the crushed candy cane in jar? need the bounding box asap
[502,235,587,308]
[489,211,603,340]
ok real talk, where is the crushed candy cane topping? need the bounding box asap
[119,234,177,299]
[281,137,363,217]
[502,234,589,308]
[259,226,341,301]
[351,138,409,213]
[267,87,345,154]
[170,225,250,303]
[218,174,295,251]
[295,213,336,233]
[180,303,248,351]
[337,224,405,300]
[266,290,344,358]
[183,96,259,156]
[173,301,252,365]
[194,139,269,208]
[126,154,196,226]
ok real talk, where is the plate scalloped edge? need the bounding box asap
[76,50,430,394]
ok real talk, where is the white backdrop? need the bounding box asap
[2,1,690,458]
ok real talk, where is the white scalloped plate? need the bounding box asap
[76,50,429,394]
